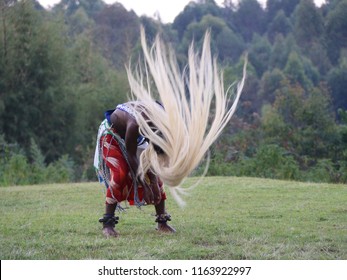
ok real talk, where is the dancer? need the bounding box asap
[94,27,246,237]
[94,102,176,237]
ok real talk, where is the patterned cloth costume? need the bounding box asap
[94,103,166,206]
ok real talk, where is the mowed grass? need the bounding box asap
[0,177,346,260]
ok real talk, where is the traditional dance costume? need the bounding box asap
[94,103,166,206]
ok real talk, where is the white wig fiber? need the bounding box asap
[126,27,246,205]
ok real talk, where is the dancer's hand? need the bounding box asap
[138,175,161,205]
[147,174,162,205]
[137,176,154,204]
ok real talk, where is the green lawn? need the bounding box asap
[0,177,346,260]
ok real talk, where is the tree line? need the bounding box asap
[0,0,346,186]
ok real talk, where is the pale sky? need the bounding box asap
[38,0,326,23]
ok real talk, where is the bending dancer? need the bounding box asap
[94,101,176,237]
[95,27,246,237]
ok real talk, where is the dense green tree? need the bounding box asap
[234,0,266,42]
[248,35,272,77]
[267,10,292,43]
[216,26,245,63]
[172,0,221,40]
[260,103,288,144]
[66,6,94,37]
[293,0,324,48]
[284,51,312,89]
[181,14,227,55]
[320,0,343,16]
[266,0,301,19]
[268,34,291,69]
[338,109,347,123]
[327,56,347,113]
[325,0,347,64]
[220,0,236,20]
[259,68,286,103]
[172,2,200,40]
[53,0,104,19]
[271,80,337,158]
[0,0,75,161]
[305,41,332,75]
[227,58,262,119]
[93,3,140,69]
[301,56,320,86]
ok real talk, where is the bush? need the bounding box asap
[45,155,75,183]
[235,144,300,180]
[304,159,347,183]
[1,154,31,186]
[0,137,76,186]
[205,144,300,180]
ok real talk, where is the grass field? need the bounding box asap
[0,177,346,260]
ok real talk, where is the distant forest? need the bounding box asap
[1,0,346,186]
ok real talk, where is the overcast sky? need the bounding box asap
[38,0,326,23]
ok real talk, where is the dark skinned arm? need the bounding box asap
[124,121,161,205]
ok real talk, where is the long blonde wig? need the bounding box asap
[126,27,246,204]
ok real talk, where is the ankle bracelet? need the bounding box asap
[155,213,171,224]
[99,215,119,227]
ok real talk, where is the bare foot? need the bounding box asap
[102,226,119,238]
[157,223,176,233]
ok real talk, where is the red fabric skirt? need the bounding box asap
[100,133,166,205]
